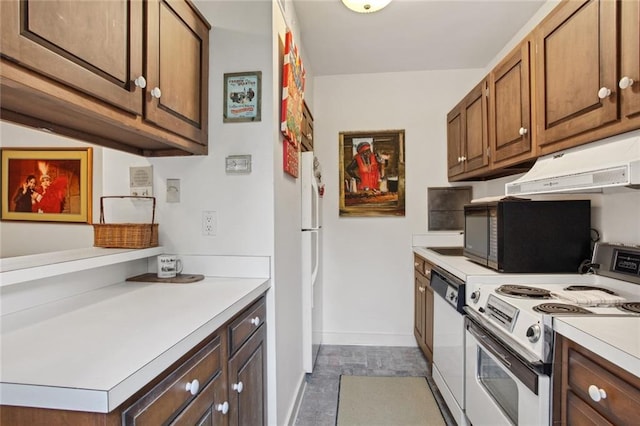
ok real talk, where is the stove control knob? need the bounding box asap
[526,324,541,343]
[470,291,480,304]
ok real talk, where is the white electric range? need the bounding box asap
[462,243,640,425]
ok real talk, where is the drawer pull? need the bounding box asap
[185,379,200,396]
[250,316,260,326]
[232,381,244,393]
[215,401,229,414]
[588,385,607,402]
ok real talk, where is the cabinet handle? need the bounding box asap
[215,401,229,414]
[250,316,260,326]
[519,127,528,136]
[133,76,147,89]
[619,76,635,90]
[232,381,244,393]
[597,87,612,99]
[151,87,162,99]
[185,379,200,396]
[588,385,607,402]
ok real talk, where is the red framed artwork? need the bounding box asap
[280,29,305,149]
[1,148,93,223]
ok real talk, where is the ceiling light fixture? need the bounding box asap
[341,0,391,14]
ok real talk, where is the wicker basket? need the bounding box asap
[93,196,158,249]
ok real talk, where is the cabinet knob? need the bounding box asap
[418,286,425,293]
[250,316,260,326]
[461,156,467,161]
[588,385,607,402]
[519,127,528,136]
[134,76,147,89]
[597,87,612,99]
[215,401,229,414]
[619,76,635,90]
[185,379,200,395]
[232,381,244,393]
[414,262,419,268]
[151,87,162,99]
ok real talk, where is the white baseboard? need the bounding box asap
[321,331,417,347]
[286,372,307,426]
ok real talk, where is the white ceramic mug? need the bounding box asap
[157,254,183,278]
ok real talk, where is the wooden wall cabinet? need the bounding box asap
[534,0,618,153]
[0,0,210,157]
[413,254,434,366]
[446,0,640,182]
[553,334,640,426]
[301,101,314,152]
[489,39,535,167]
[447,79,490,181]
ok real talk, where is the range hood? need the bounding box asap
[505,133,640,196]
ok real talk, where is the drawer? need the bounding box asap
[123,335,223,425]
[567,347,640,425]
[228,297,266,355]
[170,370,226,426]
[414,255,432,279]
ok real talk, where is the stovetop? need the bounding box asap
[465,277,640,364]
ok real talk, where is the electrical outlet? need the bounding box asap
[202,211,217,236]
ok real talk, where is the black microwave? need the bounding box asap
[463,200,591,273]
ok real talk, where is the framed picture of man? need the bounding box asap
[339,130,405,217]
[1,148,92,223]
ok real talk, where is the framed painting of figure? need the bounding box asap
[339,130,405,217]
[1,148,92,223]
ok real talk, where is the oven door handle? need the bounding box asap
[467,319,541,395]
[468,325,512,367]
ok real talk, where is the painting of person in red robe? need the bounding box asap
[32,173,68,214]
[347,142,382,192]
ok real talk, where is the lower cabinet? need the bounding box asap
[553,334,640,426]
[413,254,434,366]
[0,294,267,426]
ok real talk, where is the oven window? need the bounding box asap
[478,348,518,424]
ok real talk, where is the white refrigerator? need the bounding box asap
[301,152,323,373]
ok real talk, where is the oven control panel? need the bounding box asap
[485,295,519,332]
[593,243,640,284]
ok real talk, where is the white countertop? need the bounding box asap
[0,276,270,413]
[554,317,640,377]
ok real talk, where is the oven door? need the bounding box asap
[464,317,550,426]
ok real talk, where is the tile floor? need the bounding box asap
[294,345,456,426]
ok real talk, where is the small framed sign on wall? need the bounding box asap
[223,71,262,122]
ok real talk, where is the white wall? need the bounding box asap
[313,69,482,345]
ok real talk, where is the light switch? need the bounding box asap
[167,179,180,203]
[225,155,252,174]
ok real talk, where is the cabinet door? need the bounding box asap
[0,0,143,114]
[447,105,465,178]
[424,285,434,363]
[146,0,210,145]
[229,325,266,426]
[620,0,640,121]
[490,40,533,165]
[535,0,618,150]
[414,274,426,347]
[463,80,490,173]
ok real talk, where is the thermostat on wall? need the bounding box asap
[130,166,153,196]
[225,155,252,174]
